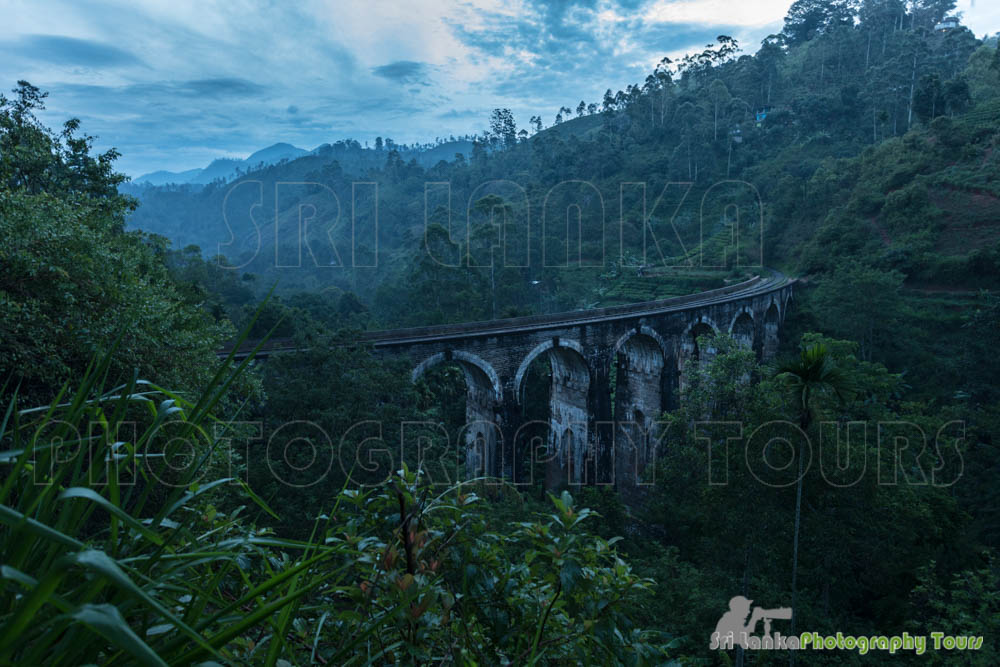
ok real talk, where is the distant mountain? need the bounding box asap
[133,142,310,186]
[130,139,472,187]
[246,142,309,165]
[131,168,204,187]
[409,140,475,167]
[188,158,242,185]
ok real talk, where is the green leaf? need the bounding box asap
[235,479,281,521]
[68,603,167,667]
[560,559,583,594]
[58,487,164,545]
[69,550,222,660]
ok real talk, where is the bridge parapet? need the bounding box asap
[360,275,765,345]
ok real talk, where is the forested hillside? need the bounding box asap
[125,1,1000,331]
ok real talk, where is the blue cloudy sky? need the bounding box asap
[2,0,997,177]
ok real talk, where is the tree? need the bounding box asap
[576,100,586,117]
[602,89,615,115]
[910,556,1000,659]
[962,45,1000,104]
[0,82,242,404]
[756,35,785,105]
[389,221,484,325]
[374,136,383,151]
[909,0,956,31]
[471,195,514,320]
[783,0,856,45]
[708,79,731,140]
[488,108,517,150]
[773,342,852,660]
[1,81,125,199]
[942,76,971,115]
[810,263,904,362]
[914,73,944,122]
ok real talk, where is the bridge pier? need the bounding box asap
[613,334,665,488]
[678,319,718,394]
[545,345,590,487]
[763,301,781,360]
[462,380,501,480]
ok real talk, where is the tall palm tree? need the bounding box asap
[773,343,852,664]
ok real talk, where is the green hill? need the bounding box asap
[123,15,1000,341]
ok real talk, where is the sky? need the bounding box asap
[2,0,998,177]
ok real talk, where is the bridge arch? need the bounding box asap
[762,301,781,360]
[515,339,591,487]
[611,329,671,487]
[681,316,721,360]
[611,325,671,363]
[678,316,721,391]
[762,295,782,321]
[683,314,721,335]
[729,309,755,347]
[413,351,503,479]
[412,350,502,403]
[515,338,588,404]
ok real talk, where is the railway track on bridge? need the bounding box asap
[220,269,793,360]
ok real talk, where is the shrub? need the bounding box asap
[0,345,669,664]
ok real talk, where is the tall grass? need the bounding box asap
[0,330,389,665]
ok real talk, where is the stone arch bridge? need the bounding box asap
[234,272,794,488]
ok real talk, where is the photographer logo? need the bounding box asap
[709,596,799,650]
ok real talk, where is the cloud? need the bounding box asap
[2,1,798,175]
[16,0,995,176]
[642,0,791,28]
[179,78,267,98]
[68,78,268,103]
[5,34,144,68]
[372,60,430,84]
[437,108,483,119]
[633,22,745,53]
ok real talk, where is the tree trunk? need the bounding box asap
[789,407,810,667]
[490,248,496,320]
[789,448,803,666]
[737,539,753,667]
